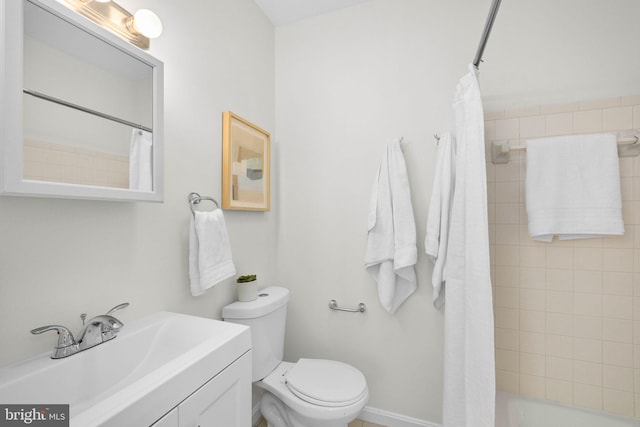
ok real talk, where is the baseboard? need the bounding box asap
[252,404,441,427]
[359,405,441,427]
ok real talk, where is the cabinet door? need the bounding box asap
[179,351,252,427]
[151,407,178,427]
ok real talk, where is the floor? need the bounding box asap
[254,417,386,427]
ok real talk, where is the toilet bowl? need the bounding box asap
[222,286,369,427]
[258,360,368,427]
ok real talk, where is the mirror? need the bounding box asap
[1,0,164,202]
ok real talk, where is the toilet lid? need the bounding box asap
[284,359,367,407]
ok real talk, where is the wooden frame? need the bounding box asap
[222,111,270,211]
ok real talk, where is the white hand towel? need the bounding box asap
[129,129,153,191]
[526,133,624,242]
[189,210,236,296]
[365,138,417,313]
[425,132,455,308]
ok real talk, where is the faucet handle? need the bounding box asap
[106,302,129,316]
[30,325,76,348]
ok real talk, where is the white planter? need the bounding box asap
[237,280,258,302]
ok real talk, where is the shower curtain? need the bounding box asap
[442,65,495,427]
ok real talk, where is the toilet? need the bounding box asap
[222,286,369,427]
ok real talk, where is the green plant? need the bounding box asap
[237,274,257,283]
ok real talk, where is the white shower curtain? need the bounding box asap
[442,65,495,427]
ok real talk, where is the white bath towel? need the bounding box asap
[364,138,417,314]
[129,129,153,191]
[442,65,495,427]
[189,210,236,296]
[526,133,624,242]
[425,132,455,308]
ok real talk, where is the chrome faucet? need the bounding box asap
[31,303,129,359]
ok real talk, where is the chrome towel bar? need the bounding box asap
[188,192,219,217]
[329,299,366,313]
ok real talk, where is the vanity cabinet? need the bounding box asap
[151,351,252,427]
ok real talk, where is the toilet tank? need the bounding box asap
[222,286,289,382]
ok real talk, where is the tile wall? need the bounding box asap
[486,95,640,417]
[23,139,129,188]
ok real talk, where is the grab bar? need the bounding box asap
[188,192,219,217]
[329,299,366,313]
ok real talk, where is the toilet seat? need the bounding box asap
[284,359,368,407]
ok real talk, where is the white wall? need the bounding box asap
[275,0,639,423]
[0,0,275,367]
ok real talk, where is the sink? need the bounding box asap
[0,311,251,426]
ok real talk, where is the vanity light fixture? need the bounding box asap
[60,0,162,49]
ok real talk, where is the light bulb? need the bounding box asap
[131,9,163,39]
[94,0,111,3]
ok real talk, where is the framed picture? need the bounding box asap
[222,111,270,211]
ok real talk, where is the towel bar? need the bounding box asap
[328,299,366,313]
[188,192,219,216]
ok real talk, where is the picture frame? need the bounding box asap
[222,111,270,211]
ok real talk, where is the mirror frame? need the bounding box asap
[0,0,164,202]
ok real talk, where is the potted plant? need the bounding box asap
[236,274,258,302]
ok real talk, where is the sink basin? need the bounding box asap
[0,311,251,426]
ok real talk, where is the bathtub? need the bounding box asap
[495,391,640,427]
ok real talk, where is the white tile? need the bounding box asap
[546,312,572,336]
[495,286,519,309]
[546,334,572,358]
[573,315,602,340]
[603,106,633,131]
[602,294,633,320]
[496,349,519,372]
[521,310,546,333]
[546,269,573,291]
[574,293,603,317]
[519,374,546,399]
[546,291,573,314]
[495,307,519,330]
[574,248,603,271]
[520,288,546,311]
[545,112,573,136]
[520,331,546,355]
[495,266,519,287]
[604,388,635,417]
[574,360,603,386]
[520,352,545,376]
[603,341,634,367]
[603,318,633,343]
[580,98,621,110]
[495,118,520,140]
[603,248,634,272]
[574,383,602,411]
[496,369,519,393]
[520,246,546,268]
[573,110,602,134]
[520,116,546,138]
[496,327,520,351]
[573,337,602,363]
[546,356,573,381]
[573,270,602,293]
[546,378,573,404]
[546,246,573,269]
[603,365,634,392]
[602,271,633,296]
[521,267,546,289]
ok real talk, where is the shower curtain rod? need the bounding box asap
[473,0,503,68]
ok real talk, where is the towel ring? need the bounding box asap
[188,192,219,216]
